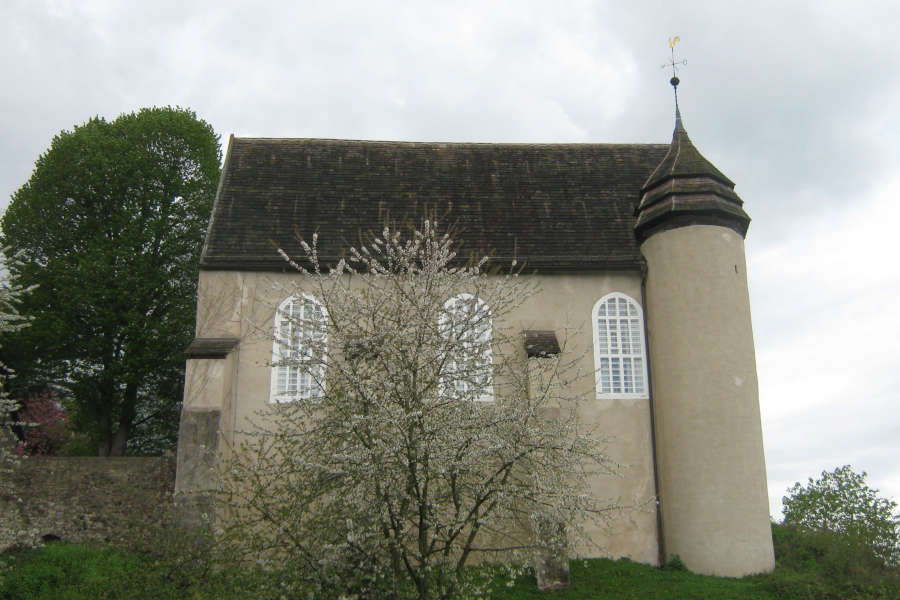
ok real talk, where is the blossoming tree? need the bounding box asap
[1,250,33,467]
[224,223,620,600]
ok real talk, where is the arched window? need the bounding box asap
[592,293,648,399]
[440,293,494,402]
[270,294,327,403]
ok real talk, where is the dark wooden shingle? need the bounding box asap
[524,330,561,357]
[184,338,240,359]
[201,138,669,272]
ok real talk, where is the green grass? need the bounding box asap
[0,545,774,600]
[0,543,144,600]
[0,542,275,600]
[490,559,772,600]
[3,545,773,600]
[3,527,900,600]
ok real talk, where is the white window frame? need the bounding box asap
[439,293,494,402]
[269,293,328,403]
[592,292,649,399]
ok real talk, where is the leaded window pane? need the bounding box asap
[271,295,327,402]
[594,294,648,398]
[440,294,494,402]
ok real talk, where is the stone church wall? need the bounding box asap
[0,455,175,551]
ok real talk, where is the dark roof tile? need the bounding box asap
[635,121,749,242]
[201,138,669,272]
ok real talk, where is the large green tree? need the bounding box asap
[1,107,220,456]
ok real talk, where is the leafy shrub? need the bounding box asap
[15,391,71,456]
[782,465,900,568]
[770,521,900,599]
[661,554,687,571]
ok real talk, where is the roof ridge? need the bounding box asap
[230,136,669,148]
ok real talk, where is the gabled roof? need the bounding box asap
[200,137,669,272]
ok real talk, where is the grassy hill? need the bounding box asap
[2,525,898,599]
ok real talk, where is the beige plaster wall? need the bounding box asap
[183,359,225,410]
[188,268,659,565]
[511,272,658,564]
[642,225,774,576]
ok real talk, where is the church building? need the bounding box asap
[175,99,776,577]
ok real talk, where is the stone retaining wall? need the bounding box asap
[0,455,175,551]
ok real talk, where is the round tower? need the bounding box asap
[636,107,775,576]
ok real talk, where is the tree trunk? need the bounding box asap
[96,368,117,456]
[109,381,138,456]
[97,408,112,456]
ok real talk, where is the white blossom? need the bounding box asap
[223,224,619,600]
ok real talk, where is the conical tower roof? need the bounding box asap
[634,108,750,244]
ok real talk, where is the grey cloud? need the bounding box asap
[2,0,899,511]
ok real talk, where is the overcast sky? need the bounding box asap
[3,0,899,519]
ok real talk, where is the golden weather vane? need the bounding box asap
[662,36,686,111]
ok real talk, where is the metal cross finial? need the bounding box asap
[662,36,686,115]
